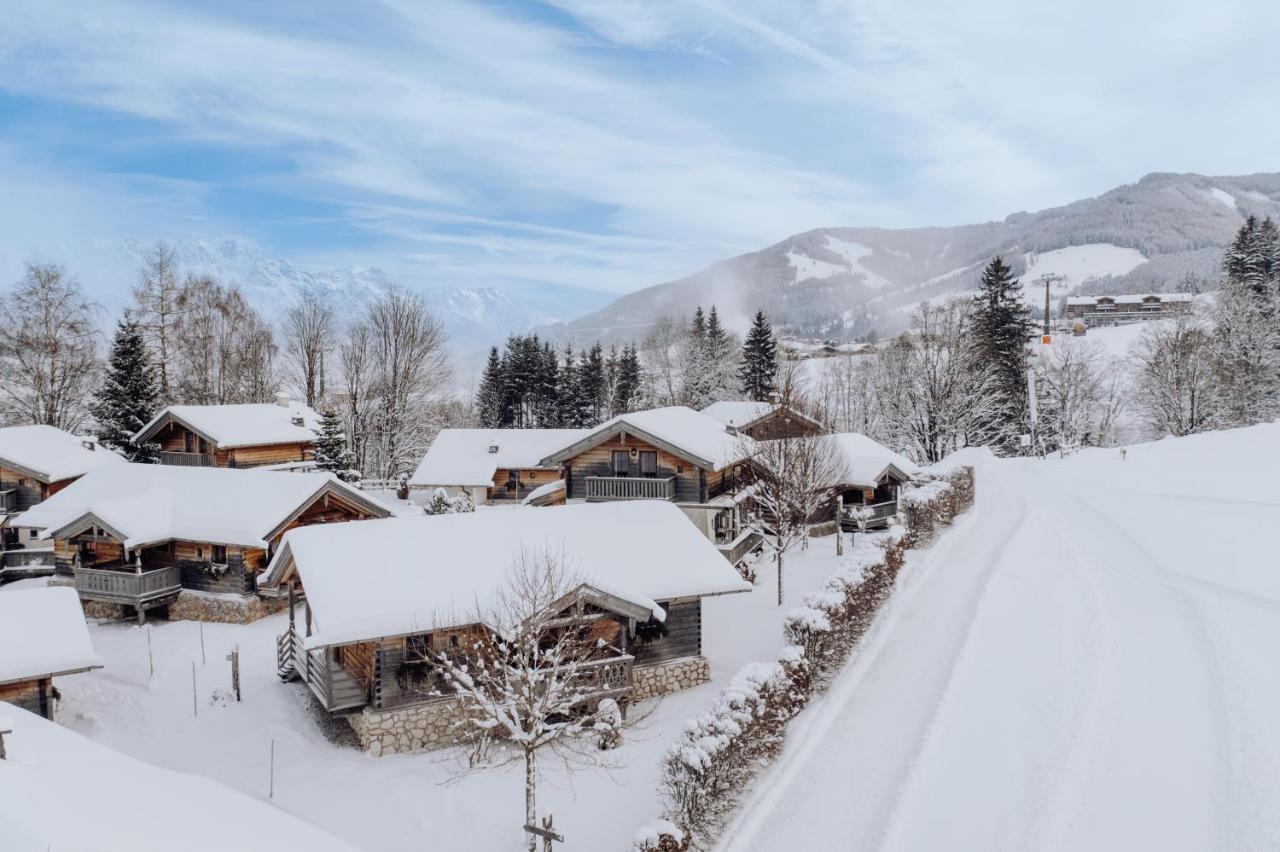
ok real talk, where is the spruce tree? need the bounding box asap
[612,344,641,414]
[739,310,779,401]
[556,344,581,427]
[475,346,504,428]
[1213,218,1280,426]
[578,343,606,425]
[705,305,736,400]
[971,256,1033,454]
[313,408,357,481]
[90,319,160,462]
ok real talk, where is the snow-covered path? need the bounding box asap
[722,432,1280,851]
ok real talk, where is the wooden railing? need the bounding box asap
[280,629,368,713]
[0,489,16,512]
[157,451,215,467]
[73,563,181,604]
[574,654,634,701]
[716,528,764,566]
[585,476,675,502]
[841,500,898,530]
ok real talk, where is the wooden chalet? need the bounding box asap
[407,428,586,506]
[824,433,921,530]
[1,426,123,572]
[700,400,827,440]
[133,394,320,469]
[537,406,764,566]
[16,465,392,623]
[260,502,749,751]
[0,587,102,719]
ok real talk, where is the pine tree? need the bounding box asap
[578,343,606,425]
[704,305,737,400]
[475,347,503,428]
[313,408,358,481]
[90,319,160,462]
[556,344,582,427]
[612,343,641,414]
[970,256,1033,454]
[739,310,779,401]
[1213,218,1280,426]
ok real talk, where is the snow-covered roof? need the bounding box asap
[0,425,124,484]
[14,464,389,550]
[541,407,754,471]
[1066,293,1194,306]
[522,478,565,505]
[0,587,102,685]
[0,701,361,852]
[266,501,751,647]
[133,398,321,449]
[700,400,775,430]
[826,433,921,488]
[409,428,587,488]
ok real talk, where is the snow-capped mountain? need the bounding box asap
[553,172,1280,344]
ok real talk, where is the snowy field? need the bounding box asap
[1,537,854,851]
[720,424,1280,851]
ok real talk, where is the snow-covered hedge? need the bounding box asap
[635,466,975,851]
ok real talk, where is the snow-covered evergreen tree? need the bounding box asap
[704,306,740,401]
[313,407,358,481]
[89,319,160,462]
[970,256,1033,454]
[475,347,503,428]
[578,343,606,425]
[612,343,642,415]
[740,310,779,401]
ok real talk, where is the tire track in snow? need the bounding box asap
[719,466,1031,852]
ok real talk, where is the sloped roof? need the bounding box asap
[0,587,102,685]
[264,501,751,647]
[0,702,361,852]
[409,428,588,488]
[0,425,124,484]
[700,400,775,430]
[133,401,321,449]
[14,464,389,550]
[826,433,921,488]
[1065,293,1194,306]
[541,406,753,471]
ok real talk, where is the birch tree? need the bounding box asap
[0,262,100,429]
[431,550,633,852]
[282,297,336,407]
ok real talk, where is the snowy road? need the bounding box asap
[721,431,1280,851]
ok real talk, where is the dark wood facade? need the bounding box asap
[558,432,733,503]
[0,464,76,512]
[150,420,314,469]
[738,408,826,441]
[486,466,563,502]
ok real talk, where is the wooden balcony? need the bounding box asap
[572,653,634,703]
[0,488,16,512]
[157,450,215,467]
[73,563,182,608]
[585,475,675,502]
[840,500,899,531]
[277,628,368,713]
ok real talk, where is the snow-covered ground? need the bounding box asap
[0,538,851,851]
[720,424,1280,851]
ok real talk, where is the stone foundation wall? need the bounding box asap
[632,656,711,701]
[48,579,285,624]
[348,698,471,756]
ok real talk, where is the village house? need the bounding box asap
[537,406,763,566]
[132,394,321,469]
[16,465,392,624]
[0,426,124,565]
[261,501,750,756]
[1062,292,1193,326]
[407,428,586,506]
[824,433,921,531]
[0,587,102,720]
[0,700,361,851]
[700,400,827,440]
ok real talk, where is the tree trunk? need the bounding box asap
[525,748,537,852]
[776,549,784,606]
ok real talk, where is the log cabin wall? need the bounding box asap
[0,678,50,718]
[271,491,378,546]
[0,465,49,510]
[226,442,315,468]
[487,466,561,501]
[562,433,727,502]
[173,541,260,594]
[743,411,825,441]
[631,599,702,666]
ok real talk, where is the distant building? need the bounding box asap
[133,394,320,469]
[700,400,827,440]
[1063,293,1193,326]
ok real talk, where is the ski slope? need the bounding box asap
[721,425,1280,851]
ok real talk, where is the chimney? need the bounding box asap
[275,392,291,408]
[291,415,304,427]
[81,439,96,452]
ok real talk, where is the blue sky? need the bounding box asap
[0,0,1275,298]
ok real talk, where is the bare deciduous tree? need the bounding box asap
[0,262,100,429]
[282,297,336,407]
[1133,314,1218,438]
[640,315,682,408]
[432,549,634,852]
[132,242,182,402]
[173,276,278,404]
[1035,338,1126,450]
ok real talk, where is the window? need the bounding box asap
[196,546,203,559]
[211,545,227,565]
[406,634,431,661]
[611,450,629,476]
[506,470,519,492]
[183,432,195,453]
[639,451,658,478]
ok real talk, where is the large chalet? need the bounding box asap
[16,465,392,624]
[133,395,321,469]
[261,501,750,755]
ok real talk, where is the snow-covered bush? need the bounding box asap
[423,487,475,516]
[901,466,974,548]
